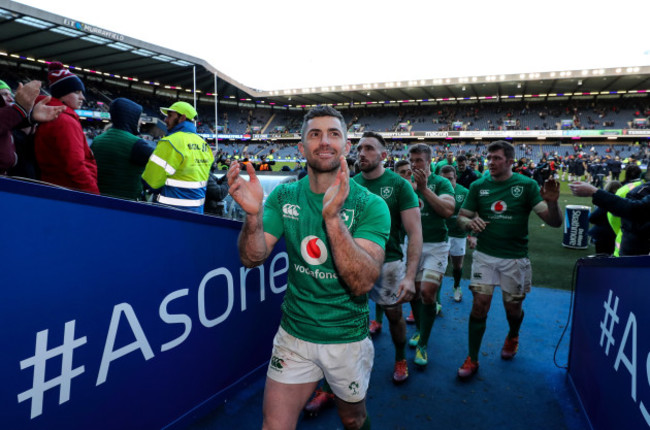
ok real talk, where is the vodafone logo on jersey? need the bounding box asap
[491,200,508,214]
[300,236,328,265]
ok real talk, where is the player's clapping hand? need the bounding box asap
[322,156,350,221]
[227,162,264,215]
[412,168,428,192]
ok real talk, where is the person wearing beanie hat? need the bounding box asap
[92,98,155,199]
[141,101,214,213]
[47,62,86,100]
[34,62,99,193]
[0,79,65,175]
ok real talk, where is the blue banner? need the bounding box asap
[0,178,287,429]
[569,256,650,430]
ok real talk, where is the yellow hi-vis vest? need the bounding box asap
[142,130,214,213]
[607,180,643,257]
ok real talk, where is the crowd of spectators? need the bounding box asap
[1,63,649,218]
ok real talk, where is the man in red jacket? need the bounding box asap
[35,62,99,194]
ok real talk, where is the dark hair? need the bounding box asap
[623,164,642,183]
[408,143,432,159]
[361,131,386,148]
[440,165,456,177]
[301,105,346,141]
[456,154,467,163]
[487,140,515,160]
[394,160,410,170]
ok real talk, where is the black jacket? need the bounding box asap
[592,183,650,256]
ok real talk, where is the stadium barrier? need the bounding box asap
[0,177,287,430]
[569,255,650,430]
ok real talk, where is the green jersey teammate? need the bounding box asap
[408,143,455,368]
[228,106,390,430]
[354,131,422,383]
[439,165,476,303]
[456,140,562,380]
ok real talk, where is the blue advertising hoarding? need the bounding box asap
[0,177,287,429]
[569,255,650,430]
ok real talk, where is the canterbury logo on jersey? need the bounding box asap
[282,204,300,219]
[480,189,490,196]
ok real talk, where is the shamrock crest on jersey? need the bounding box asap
[340,209,355,229]
[380,186,393,199]
[511,185,524,198]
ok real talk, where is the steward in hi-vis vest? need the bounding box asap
[142,102,214,213]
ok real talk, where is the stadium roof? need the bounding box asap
[2,1,650,109]
[0,1,258,100]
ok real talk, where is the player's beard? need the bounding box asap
[306,157,340,173]
[359,157,381,173]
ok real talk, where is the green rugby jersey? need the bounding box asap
[353,169,419,262]
[263,176,390,343]
[416,174,455,243]
[462,173,543,258]
[446,183,469,238]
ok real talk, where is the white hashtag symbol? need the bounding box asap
[599,290,620,356]
[17,320,87,419]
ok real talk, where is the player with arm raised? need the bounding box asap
[455,140,562,380]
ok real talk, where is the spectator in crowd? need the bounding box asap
[456,154,478,189]
[533,157,551,186]
[570,178,650,256]
[1,79,64,176]
[604,166,644,256]
[256,154,275,171]
[622,164,642,185]
[92,98,154,199]
[141,101,214,213]
[204,161,229,216]
[514,157,533,178]
[587,180,622,254]
[35,62,99,193]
